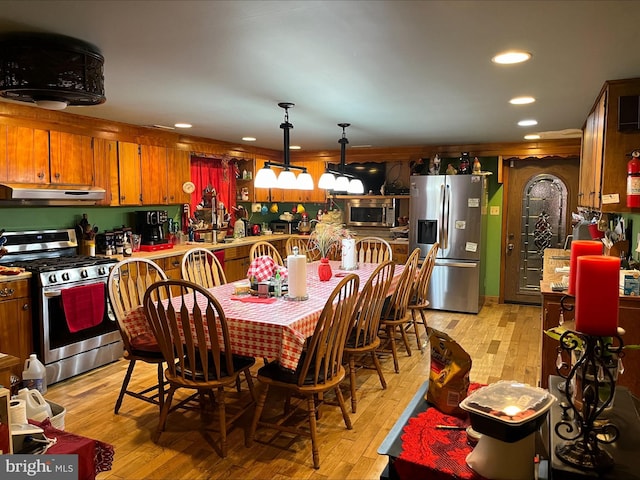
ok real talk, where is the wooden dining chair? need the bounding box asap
[143,279,256,457]
[107,258,168,414]
[408,243,439,352]
[181,247,227,288]
[343,260,395,413]
[379,248,421,373]
[355,236,393,264]
[249,240,284,266]
[247,274,360,469]
[285,236,320,262]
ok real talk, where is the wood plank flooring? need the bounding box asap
[44,302,541,480]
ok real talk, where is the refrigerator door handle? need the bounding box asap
[442,184,450,249]
[434,261,477,268]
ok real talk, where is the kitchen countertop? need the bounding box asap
[0,271,32,282]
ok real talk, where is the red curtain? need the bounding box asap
[189,155,237,221]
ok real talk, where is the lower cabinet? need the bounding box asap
[158,254,184,280]
[223,245,252,282]
[0,279,32,378]
[391,242,409,264]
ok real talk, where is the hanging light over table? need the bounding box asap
[254,102,314,190]
[320,123,364,194]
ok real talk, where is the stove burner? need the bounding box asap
[6,255,117,273]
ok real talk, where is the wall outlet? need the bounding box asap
[490,206,500,216]
[251,203,262,213]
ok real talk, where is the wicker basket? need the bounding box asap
[47,400,66,430]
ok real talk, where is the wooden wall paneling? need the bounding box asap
[141,145,168,205]
[0,124,5,181]
[117,141,142,205]
[5,125,50,183]
[49,131,94,185]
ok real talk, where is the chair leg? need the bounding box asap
[246,384,269,446]
[244,369,256,402]
[154,387,175,443]
[386,325,400,373]
[348,355,357,413]
[370,350,387,389]
[334,386,352,430]
[306,395,320,469]
[156,362,164,412]
[400,323,412,356]
[217,386,227,458]
[411,309,424,352]
[115,359,136,414]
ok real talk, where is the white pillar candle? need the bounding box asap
[342,239,357,270]
[287,254,308,299]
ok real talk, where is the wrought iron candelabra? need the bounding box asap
[554,307,624,472]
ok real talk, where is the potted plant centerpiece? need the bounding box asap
[309,221,353,281]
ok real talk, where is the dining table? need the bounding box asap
[123,260,404,371]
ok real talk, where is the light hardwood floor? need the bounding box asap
[45,302,541,480]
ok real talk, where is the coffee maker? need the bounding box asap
[136,210,168,245]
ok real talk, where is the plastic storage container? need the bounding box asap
[22,354,47,394]
[14,388,52,422]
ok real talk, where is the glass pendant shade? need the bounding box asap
[296,171,314,190]
[318,172,336,190]
[254,166,277,188]
[348,178,365,194]
[334,175,350,192]
[276,169,298,189]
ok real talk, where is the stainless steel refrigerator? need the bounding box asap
[409,174,488,313]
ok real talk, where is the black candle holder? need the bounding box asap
[554,330,624,472]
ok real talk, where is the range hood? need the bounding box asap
[0,183,106,205]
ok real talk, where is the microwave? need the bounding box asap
[346,198,396,227]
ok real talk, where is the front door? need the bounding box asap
[503,157,579,304]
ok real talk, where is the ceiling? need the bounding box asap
[1,0,640,152]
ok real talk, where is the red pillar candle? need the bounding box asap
[575,255,620,336]
[568,240,603,295]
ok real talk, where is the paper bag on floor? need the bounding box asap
[425,327,471,416]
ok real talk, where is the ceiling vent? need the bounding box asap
[0,32,105,110]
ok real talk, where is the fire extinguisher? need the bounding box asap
[628,150,640,208]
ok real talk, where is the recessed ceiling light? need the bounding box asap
[242,136,256,142]
[524,134,541,140]
[492,50,532,65]
[174,123,192,129]
[290,145,301,150]
[510,96,536,105]
[518,119,538,127]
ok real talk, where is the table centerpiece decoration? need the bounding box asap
[309,222,352,281]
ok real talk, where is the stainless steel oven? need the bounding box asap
[1,229,122,385]
[346,198,396,227]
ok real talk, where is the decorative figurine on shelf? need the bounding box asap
[473,157,482,174]
[410,157,425,175]
[458,152,471,174]
[445,163,458,175]
[430,154,441,175]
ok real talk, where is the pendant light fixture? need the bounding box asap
[319,123,364,194]
[254,102,314,190]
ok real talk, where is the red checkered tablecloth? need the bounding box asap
[123,261,404,371]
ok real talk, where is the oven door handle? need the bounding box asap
[44,291,62,298]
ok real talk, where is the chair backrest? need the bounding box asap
[296,274,359,387]
[355,237,393,264]
[285,236,320,262]
[411,242,439,307]
[381,248,420,322]
[346,261,395,349]
[107,258,168,349]
[143,279,237,383]
[181,247,227,288]
[249,241,284,266]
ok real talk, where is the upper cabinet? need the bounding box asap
[93,138,119,206]
[117,142,191,206]
[49,131,94,185]
[2,125,50,183]
[579,78,640,212]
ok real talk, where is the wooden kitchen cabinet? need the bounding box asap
[167,148,191,205]
[141,145,169,205]
[158,254,184,280]
[49,131,94,185]
[92,138,119,206]
[391,242,409,264]
[0,279,33,378]
[578,78,640,212]
[117,141,142,205]
[223,245,252,282]
[540,290,640,398]
[2,125,50,184]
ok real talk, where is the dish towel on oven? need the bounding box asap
[61,283,105,333]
